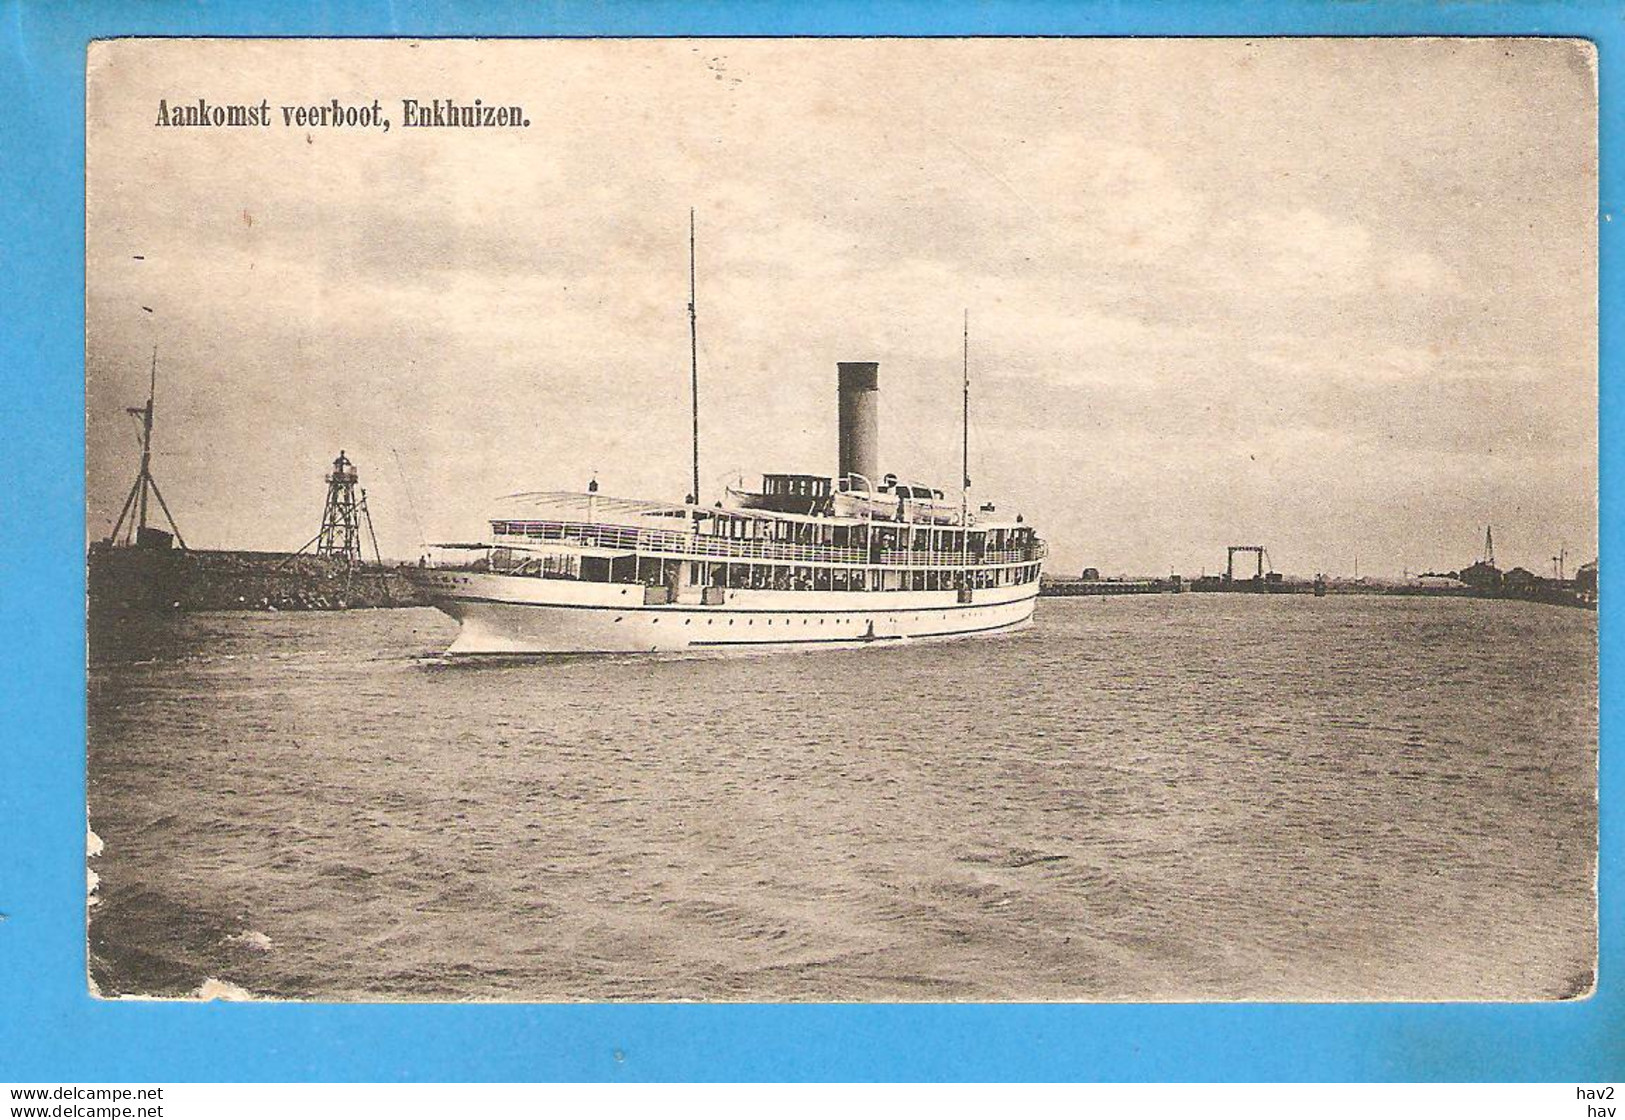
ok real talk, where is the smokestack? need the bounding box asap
[837,362,879,487]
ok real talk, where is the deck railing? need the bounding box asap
[488,519,1047,568]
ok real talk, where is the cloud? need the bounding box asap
[1000,139,1205,262]
[1380,248,1457,293]
[1247,206,1374,289]
[85,39,1596,574]
[1089,146,1207,254]
[1205,206,1455,303]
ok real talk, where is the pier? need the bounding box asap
[1041,532,1596,611]
[1041,575,1182,597]
[87,544,424,613]
[90,416,424,613]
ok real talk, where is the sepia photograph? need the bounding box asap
[84,37,1597,1003]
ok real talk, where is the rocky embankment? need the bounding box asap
[87,546,426,612]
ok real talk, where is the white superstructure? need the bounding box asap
[409,222,1045,654]
[411,489,1045,654]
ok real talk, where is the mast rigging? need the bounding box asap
[961,309,971,571]
[688,208,700,506]
[110,346,187,549]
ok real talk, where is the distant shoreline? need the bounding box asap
[1039,576,1596,610]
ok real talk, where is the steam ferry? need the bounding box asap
[408,224,1045,654]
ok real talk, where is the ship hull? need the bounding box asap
[409,570,1039,654]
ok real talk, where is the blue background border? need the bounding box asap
[1,0,1617,1081]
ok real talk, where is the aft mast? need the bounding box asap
[688,208,701,509]
[961,310,971,572]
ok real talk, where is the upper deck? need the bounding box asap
[484,491,1045,569]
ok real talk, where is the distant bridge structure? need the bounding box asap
[1225,545,1268,583]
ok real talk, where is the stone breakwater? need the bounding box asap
[87,546,426,613]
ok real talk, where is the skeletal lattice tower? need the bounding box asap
[315,451,380,567]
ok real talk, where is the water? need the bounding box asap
[86,595,1597,1002]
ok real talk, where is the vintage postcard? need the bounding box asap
[85,37,1597,1002]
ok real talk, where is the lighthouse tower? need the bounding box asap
[315,451,380,567]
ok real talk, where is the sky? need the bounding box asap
[86,38,1597,577]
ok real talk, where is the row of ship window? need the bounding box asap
[489,550,1040,590]
[495,518,1036,552]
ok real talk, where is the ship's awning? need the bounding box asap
[716,500,867,527]
[495,490,868,528]
[498,541,637,560]
[492,490,1035,532]
[429,537,637,559]
[496,491,694,521]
